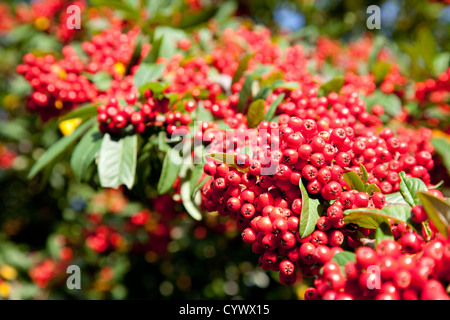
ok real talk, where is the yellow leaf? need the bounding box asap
[59,118,82,136]
[34,17,50,31]
[0,265,17,281]
[0,282,10,298]
[114,62,126,75]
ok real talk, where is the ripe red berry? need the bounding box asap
[411,205,428,223]
[321,181,342,201]
[355,192,370,208]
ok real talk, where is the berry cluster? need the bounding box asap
[0,144,16,170]
[16,48,97,120]
[97,95,146,134]
[305,237,450,300]
[199,85,438,285]
[81,24,140,79]
[0,4,15,34]
[379,64,407,96]
[415,67,450,104]
[165,56,212,95]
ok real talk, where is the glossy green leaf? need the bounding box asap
[70,125,103,181]
[363,90,402,117]
[28,118,96,179]
[59,103,100,122]
[398,171,428,207]
[237,75,253,113]
[371,61,391,83]
[417,192,449,238]
[431,137,450,175]
[317,77,344,97]
[264,93,284,122]
[344,204,416,231]
[181,181,202,221]
[246,99,265,128]
[374,221,394,246]
[332,251,356,274]
[366,183,381,196]
[343,171,366,192]
[157,148,183,195]
[133,63,165,89]
[138,81,168,97]
[271,80,299,90]
[254,85,272,101]
[98,133,137,190]
[299,178,321,238]
[90,71,112,91]
[190,161,205,195]
[232,53,254,84]
[385,192,409,205]
[360,164,369,184]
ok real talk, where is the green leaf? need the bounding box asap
[195,101,214,122]
[371,61,391,84]
[298,178,321,238]
[138,81,168,97]
[178,6,217,29]
[251,65,273,78]
[204,153,248,172]
[181,181,202,221]
[264,93,284,122]
[368,35,386,69]
[192,176,210,198]
[254,85,273,101]
[417,27,437,71]
[213,0,237,21]
[157,148,182,195]
[232,53,254,84]
[398,171,428,207]
[70,126,103,181]
[237,76,254,113]
[343,208,388,229]
[417,192,449,238]
[47,234,63,259]
[422,220,434,241]
[146,36,164,63]
[190,161,205,195]
[133,63,165,89]
[91,0,140,21]
[28,118,96,179]
[374,221,394,246]
[90,71,112,91]
[432,52,450,77]
[385,192,409,205]
[366,183,381,196]
[246,99,265,128]
[363,90,402,117]
[431,137,450,175]
[98,133,137,189]
[360,164,369,184]
[381,204,415,228]
[343,171,366,192]
[127,33,145,73]
[331,251,356,274]
[0,120,30,141]
[152,26,187,60]
[271,80,299,90]
[59,103,100,122]
[344,205,417,231]
[317,77,344,97]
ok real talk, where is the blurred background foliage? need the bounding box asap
[0,0,449,300]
